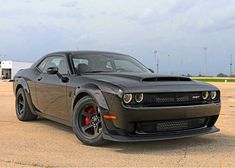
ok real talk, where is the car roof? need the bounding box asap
[31,50,131,69]
[48,50,127,56]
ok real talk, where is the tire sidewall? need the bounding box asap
[16,88,27,120]
[72,96,105,146]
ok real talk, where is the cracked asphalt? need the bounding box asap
[0,81,234,167]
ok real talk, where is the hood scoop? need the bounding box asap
[142,77,191,82]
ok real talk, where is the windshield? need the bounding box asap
[72,53,151,74]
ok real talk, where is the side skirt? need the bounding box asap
[36,111,72,127]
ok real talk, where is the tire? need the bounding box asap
[16,88,37,121]
[72,96,107,146]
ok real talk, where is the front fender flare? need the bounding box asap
[72,83,109,112]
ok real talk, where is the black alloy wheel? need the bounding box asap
[79,104,102,138]
[72,96,107,146]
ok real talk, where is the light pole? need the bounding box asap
[168,54,170,74]
[180,56,183,75]
[230,54,233,77]
[203,47,207,76]
[154,50,159,73]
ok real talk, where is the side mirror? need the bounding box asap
[148,68,154,73]
[47,67,58,75]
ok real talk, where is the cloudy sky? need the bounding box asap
[0,0,235,76]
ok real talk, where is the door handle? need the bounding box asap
[37,77,42,81]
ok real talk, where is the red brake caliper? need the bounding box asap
[85,107,93,125]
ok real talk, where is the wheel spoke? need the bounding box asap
[94,125,102,136]
[93,106,98,114]
[19,109,24,114]
[82,123,93,132]
[19,100,24,106]
[94,126,99,136]
[81,110,90,118]
[95,119,101,126]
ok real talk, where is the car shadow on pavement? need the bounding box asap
[33,118,234,154]
[34,117,73,133]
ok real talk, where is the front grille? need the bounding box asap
[141,92,210,107]
[129,118,208,135]
[124,92,220,107]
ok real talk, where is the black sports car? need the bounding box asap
[13,51,221,145]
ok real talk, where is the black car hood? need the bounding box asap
[83,73,218,93]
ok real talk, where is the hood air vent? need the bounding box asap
[142,77,191,82]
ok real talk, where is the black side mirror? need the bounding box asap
[148,68,154,73]
[46,66,69,83]
[47,67,58,75]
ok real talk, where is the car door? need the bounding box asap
[35,55,70,120]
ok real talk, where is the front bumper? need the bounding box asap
[102,126,219,142]
[103,94,221,130]
[101,93,221,142]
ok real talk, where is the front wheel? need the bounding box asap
[72,96,107,146]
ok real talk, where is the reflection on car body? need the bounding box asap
[13,51,221,146]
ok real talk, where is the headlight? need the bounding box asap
[135,93,144,103]
[202,91,209,100]
[210,91,217,100]
[116,89,123,98]
[123,93,133,104]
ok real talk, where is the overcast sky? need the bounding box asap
[0,0,235,76]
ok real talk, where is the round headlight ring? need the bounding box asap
[202,91,209,100]
[123,93,133,104]
[135,93,144,103]
[210,91,217,100]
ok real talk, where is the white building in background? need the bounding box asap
[0,60,33,80]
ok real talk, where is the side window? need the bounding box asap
[43,56,69,75]
[105,61,113,70]
[37,58,49,72]
[73,58,89,68]
[72,58,89,71]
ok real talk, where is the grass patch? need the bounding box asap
[192,78,235,83]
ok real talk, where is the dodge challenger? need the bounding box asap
[13,51,221,145]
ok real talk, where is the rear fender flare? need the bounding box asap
[14,78,37,115]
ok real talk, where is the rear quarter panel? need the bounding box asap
[14,68,40,110]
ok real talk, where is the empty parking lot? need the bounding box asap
[0,81,234,167]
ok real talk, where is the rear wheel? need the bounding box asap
[72,96,107,146]
[16,88,37,121]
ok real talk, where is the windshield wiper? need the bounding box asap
[84,70,113,73]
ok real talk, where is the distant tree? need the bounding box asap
[198,74,203,77]
[187,74,192,77]
[217,73,228,77]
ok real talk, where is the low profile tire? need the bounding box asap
[16,88,37,121]
[72,96,107,146]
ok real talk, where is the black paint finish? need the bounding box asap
[13,51,221,142]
